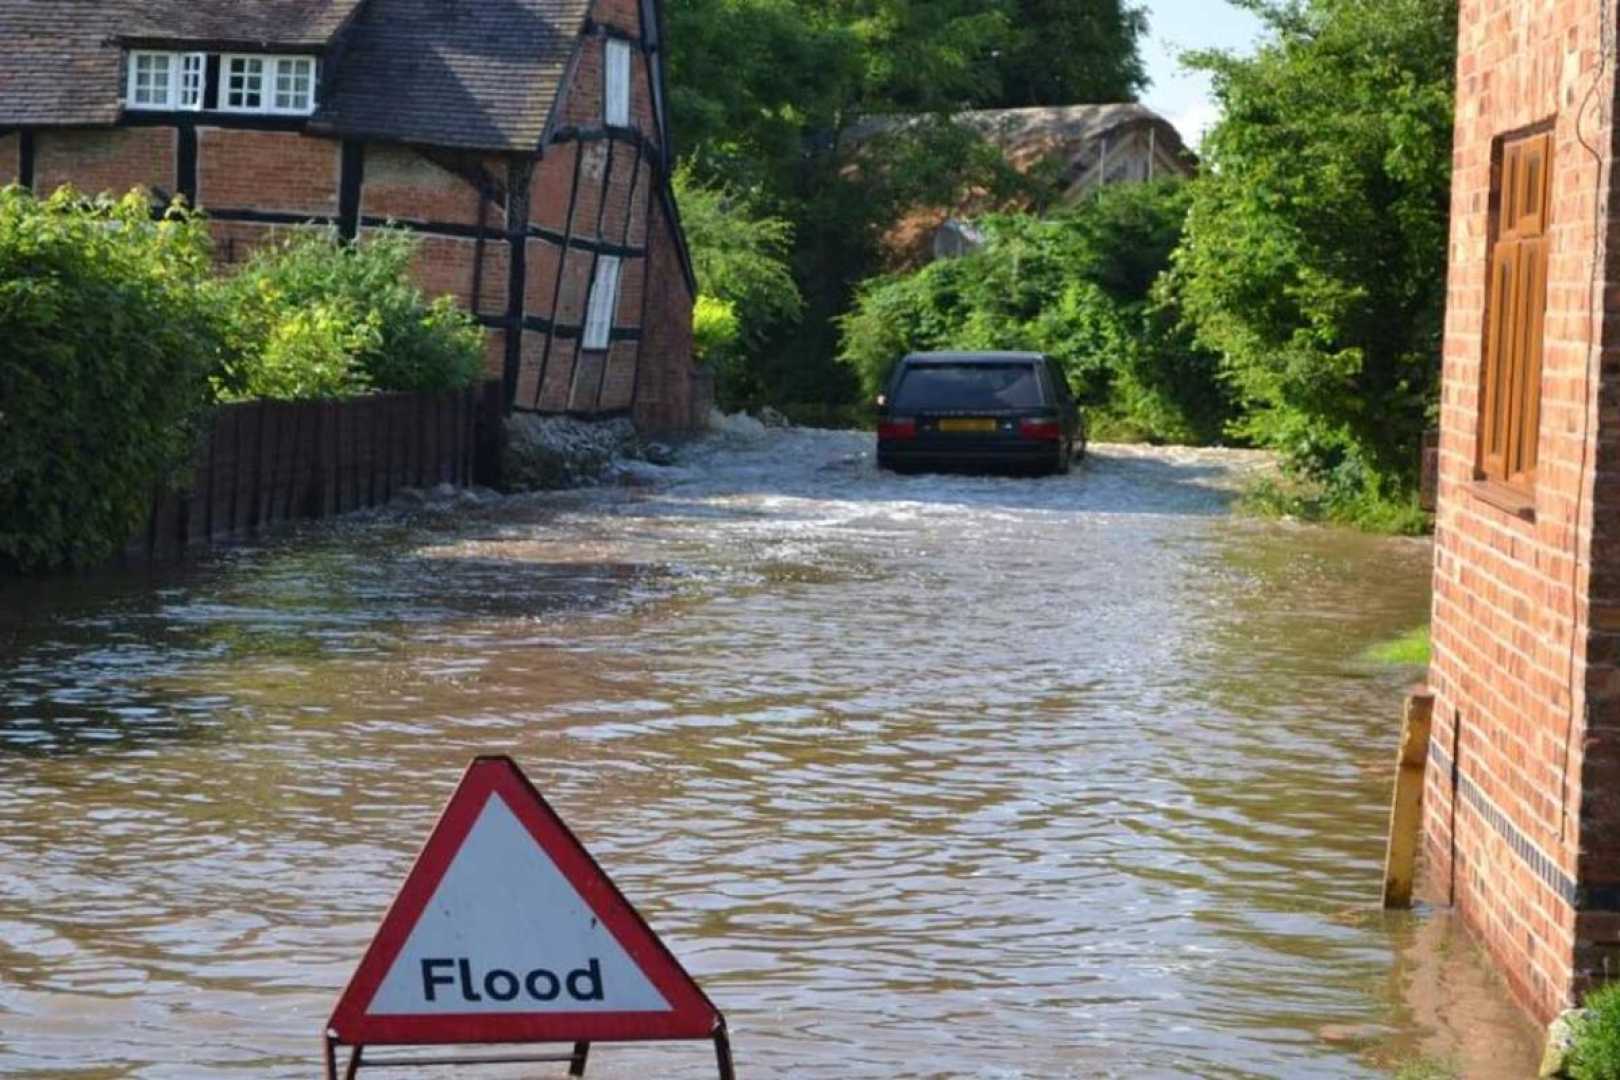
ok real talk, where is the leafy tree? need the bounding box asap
[1174,0,1456,511]
[994,0,1150,107]
[674,168,803,407]
[666,0,860,191]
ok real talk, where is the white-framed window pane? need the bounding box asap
[179,53,205,109]
[131,52,173,107]
[227,57,264,109]
[583,256,622,350]
[274,57,314,112]
[604,40,631,127]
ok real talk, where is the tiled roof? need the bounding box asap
[0,0,594,152]
[848,104,1194,167]
[120,1,367,47]
[0,2,126,126]
[314,0,592,151]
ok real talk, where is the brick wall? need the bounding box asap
[361,144,503,229]
[34,128,175,198]
[394,232,509,317]
[198,129,338,215]
[634,192,698,432]
[531,142,577,233]
[593,0,642,35]
[0,133,19,184]
[1424,0,1620,1025]
[539,335,577,411]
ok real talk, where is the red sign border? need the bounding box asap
[326,756,723,1045]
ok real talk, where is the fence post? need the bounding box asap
[1383,689,1435,908]
[474,379,506,490]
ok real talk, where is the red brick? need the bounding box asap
[1427,0,1620,1028]
[197,128,338,215]
[34,128,175,199]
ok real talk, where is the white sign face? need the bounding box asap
[366,794,672,1016]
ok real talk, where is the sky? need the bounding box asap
[1137,0,1268,147]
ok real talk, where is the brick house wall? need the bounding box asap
[1,0,700,431]
[636,190,699,431]
[1425,0,1620,1024]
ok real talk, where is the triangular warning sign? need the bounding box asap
[327,756,722,1046]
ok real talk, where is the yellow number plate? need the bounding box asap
[938,418,997,433]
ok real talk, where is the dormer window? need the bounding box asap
[225,56,266,110]
[128,50,205,110]
[273,57,315,113]
[124,50,318,115]
[178,53,205,108]
[129,51,171,107]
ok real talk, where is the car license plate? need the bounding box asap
[938,418,997,433]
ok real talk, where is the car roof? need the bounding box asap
[901,351,1046,365]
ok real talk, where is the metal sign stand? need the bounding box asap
[323,1028,737,1079]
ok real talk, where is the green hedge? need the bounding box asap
[1,188,488,573]
[0,186,224,571]
[214,228,484,401]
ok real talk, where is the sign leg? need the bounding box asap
[343,1045,363,1080]
[323,1036,339,1080]
[713,1028,736,1080]
[568,1041,591,1077]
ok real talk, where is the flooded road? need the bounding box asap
[0,427,1542,1078]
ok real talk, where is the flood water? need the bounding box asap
[0,426,1542,1078]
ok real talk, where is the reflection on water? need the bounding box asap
[0,434,1540,1078]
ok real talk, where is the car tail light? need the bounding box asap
[878,418,918,441]
[1018,418,1063,441]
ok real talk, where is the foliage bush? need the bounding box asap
[1571,984,1620,1080]
[1175,0,1456,524]
[213,228,483,401]
[674,169,803,409]
[838,180,1234,445]
[1,192,488,572]
[0,186,224,572]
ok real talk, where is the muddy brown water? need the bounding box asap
[0,431,1542,1078]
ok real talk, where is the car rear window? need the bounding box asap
[891,363,1044,411]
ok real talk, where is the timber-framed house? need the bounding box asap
[0,0,702,431]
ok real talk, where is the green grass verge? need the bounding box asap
[1365,626,1432,666]
[1392,1059,1459,1080]
[1240,475,1432,536]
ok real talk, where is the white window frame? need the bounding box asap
[178,52,206,110]
[604,39,631,128]
[127,51,177,110]
[582,256,622,351]
[222,54,267,112]
[270,56,317,115]
[222,54,318,115]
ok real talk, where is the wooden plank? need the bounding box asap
[363,396,381,508]
[1383,689,1436,908]
[210,407,237,541]
[256,401,278,528]
[316,401,337,518]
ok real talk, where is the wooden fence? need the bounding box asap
[126,380,504,562]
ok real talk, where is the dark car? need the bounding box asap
[875,352,1086,475]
